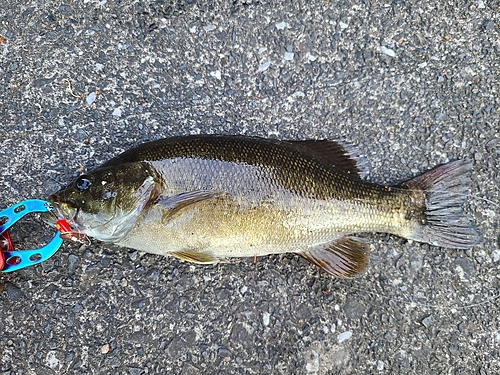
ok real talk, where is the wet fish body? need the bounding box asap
[45,136,481,277]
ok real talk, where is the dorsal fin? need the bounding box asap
[283,140,366,178]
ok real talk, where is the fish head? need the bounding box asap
[43,162,159,242]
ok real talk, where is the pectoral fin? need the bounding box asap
[170,249,221,264]
[156,190,221,212]
[300,237,369,278]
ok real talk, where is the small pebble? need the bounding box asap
[86,92,96,104]
[284,52,294,61]
[210,70,221,80]
[45,351,60,369]
[276,21,288,30]
[377,360,384,370]
[305,52,317,61]
[262,312,270,326]
[101,344,110,354]
[112,108,122,117]
[68,254,79,273]
[117,43,129,50]
[339,21,348,30]
[258,61,270,72]
[421,315,433,329]
[337,331,352,343]
[204,24,216,32]
[380,46,396,57]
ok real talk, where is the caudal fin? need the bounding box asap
[401,160,481,249]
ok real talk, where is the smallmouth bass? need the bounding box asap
[43,135,481,277]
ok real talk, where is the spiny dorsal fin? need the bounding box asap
[283,140,366,178]
[299,237,369,278]
[170,249,221,264]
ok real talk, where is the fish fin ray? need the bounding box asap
[283,140,367,178]
[156,190,220,212]
[171,249,220,264]
[300,237,369,278]
[400,160,482,248]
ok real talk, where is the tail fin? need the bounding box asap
[401,160,482,249]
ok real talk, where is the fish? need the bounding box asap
[42,135,482,277]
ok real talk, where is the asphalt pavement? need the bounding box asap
[1,0,499,374]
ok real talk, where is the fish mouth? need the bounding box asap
[45,195,78,221]
[40,210,57,227]
[42,195,88,242]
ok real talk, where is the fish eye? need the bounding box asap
[75,175,92,192]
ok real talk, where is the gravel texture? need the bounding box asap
[1,0,499,374]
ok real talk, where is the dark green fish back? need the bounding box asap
[99,135,383,202]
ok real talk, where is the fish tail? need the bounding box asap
[401,160,482,249]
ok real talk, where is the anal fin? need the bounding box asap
[300,237,369,278]
[171,249,221,264]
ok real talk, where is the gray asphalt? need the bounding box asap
[1,0,499,374]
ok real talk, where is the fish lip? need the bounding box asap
[43,198,82,232]
[40,211,57,226]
